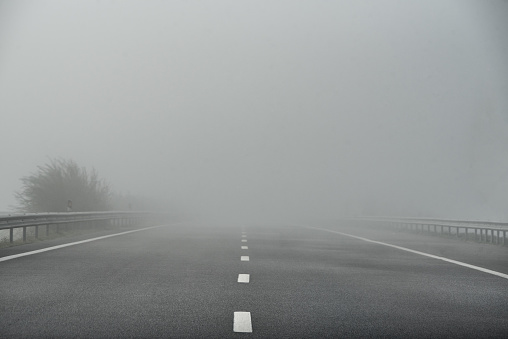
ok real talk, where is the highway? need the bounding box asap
[1,221,507,338]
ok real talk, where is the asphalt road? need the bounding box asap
[1,221,507,338]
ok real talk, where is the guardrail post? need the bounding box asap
[10,228,14,243]
[23,227,27,242]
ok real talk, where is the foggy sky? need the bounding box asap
[1,0,508,222]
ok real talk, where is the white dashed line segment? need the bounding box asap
[237,274,250,283]
[233,312,253,332]
[235,232,251,331]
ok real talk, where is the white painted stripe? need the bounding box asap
[233,312,252,332]
[238,274,250,283]
[241,246,248,249]
[242,235,247,238]
[241,239,247,243]
[0,224,168,263]
[307,226,508,280]
[241,256,250,261]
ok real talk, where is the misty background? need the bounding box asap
[1,0,507,222]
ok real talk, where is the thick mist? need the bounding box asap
[1,1,507,222]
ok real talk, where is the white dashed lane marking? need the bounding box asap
[237,274,250,283]
[235,231,251,333]
[233,312,253,332]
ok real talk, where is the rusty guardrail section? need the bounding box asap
[0,211,168,244]
[355,216,508,246]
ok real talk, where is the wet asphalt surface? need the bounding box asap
[1,221,507,338]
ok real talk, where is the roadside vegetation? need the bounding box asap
[14,158,112,212]
[0,158,167,248]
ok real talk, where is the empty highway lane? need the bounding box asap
[1,221,507,338]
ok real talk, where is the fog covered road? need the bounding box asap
[1,222,507,338]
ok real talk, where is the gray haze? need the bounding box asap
[1,0,508,222]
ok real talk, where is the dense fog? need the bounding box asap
[1,1,507,222]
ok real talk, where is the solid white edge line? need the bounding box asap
[233,311,252,332]
[0,224,173,263]
[241,256,250,261]
[237,274,250,283]
[241,246,248,249]
[305,226,508,280]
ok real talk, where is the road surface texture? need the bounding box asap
[1,221,507,338]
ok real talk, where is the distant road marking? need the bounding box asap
[306,226,508,280]
[241,256,250,261]
[233,312,252,332]
[238,274,250,283]
[0,224,168,263]
[241,246,248,249]
[242,235,247,238]
[242,239,247,243]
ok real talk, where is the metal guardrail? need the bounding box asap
[0,211,167,244]
[355,216,508,246]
